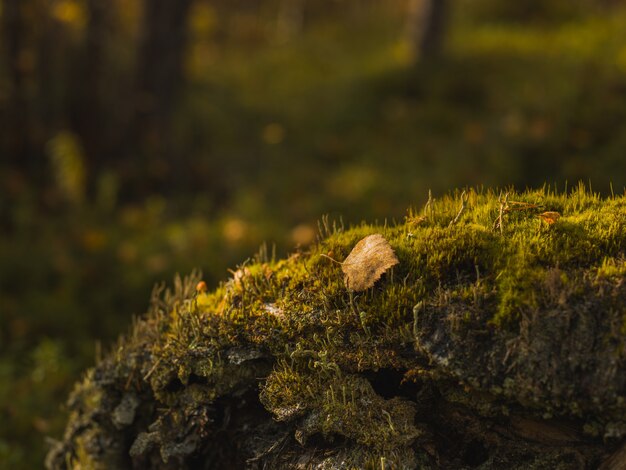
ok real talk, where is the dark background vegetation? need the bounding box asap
[1,0,626,467]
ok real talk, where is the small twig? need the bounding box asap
[449,190,469,227]
[504,200,540,212]
[142,357,163,381]
[493,192,510,234]
[319,253,343,265]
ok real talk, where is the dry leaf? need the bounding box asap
[342,233,399,291]
[538,211,561,225]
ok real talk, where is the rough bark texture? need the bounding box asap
[47,188,626,469]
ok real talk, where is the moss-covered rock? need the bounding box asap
[47,187,626,469]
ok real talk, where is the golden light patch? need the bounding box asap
[222,218,247,243]
[291,224,316,246]
[261,123,285,145]
[51,0,86,29]
[341,234,399,292]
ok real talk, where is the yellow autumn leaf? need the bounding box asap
[341,234,399,292]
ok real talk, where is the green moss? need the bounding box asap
[261,362,420,449]
[48,187,626,469]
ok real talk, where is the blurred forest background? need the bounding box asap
[2,0,626,466]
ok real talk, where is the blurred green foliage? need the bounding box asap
[1,0,626,467]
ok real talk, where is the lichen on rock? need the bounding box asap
[47,186,626,469]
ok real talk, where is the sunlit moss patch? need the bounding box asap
[48,186,626,469]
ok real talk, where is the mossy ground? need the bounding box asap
[48,186,626,469]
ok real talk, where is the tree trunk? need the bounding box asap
[2,0,65,180]
[68,0,115,175]
[1,0,31,169]
[407,0,449,63]
[276,0,306,42]
[132,0,194,194]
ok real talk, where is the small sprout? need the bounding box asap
[381,409,395,432]
[341,234,399,292]
[228,266,251,288]
[413,301,424,337]
[195,281,213,308]
[538,211,561,225]
[359,311,371,336]
[424,189,434,218]
[449,190,469,226]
